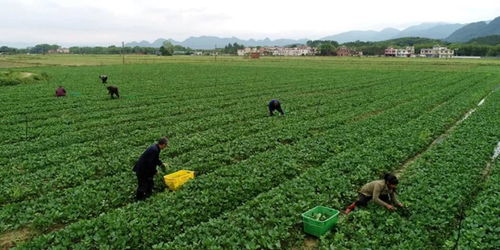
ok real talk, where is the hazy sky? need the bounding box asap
[1,0,499,47]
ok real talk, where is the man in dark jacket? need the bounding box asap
[106,86,119,99]
[268,99,285,116]
[133,137,168,201]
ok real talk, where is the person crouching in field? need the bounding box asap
[106,86,119,99]
[133,137,169,201]
[99,75,108,83]
[268,99,284,116]
[55,86,66,97]
[344,173,404,214]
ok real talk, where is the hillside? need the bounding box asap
[467,35,500,45]
[446,17,500,42]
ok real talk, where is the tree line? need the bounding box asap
[0,44,159,55]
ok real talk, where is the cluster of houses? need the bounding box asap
[336,46,363,56]
[46,44,455,58]
[236,46,365,57]
[47,48,70,54]
[237,45,454,58]
[385,46,454,58]
[237,46,317,56]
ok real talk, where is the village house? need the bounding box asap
[237,47,257,56]
[420,46,454,58]
[336,46,362,57]
[385,46,415,57]
[48,48,70,54]
[384,47,398,57]
[237,46,315,57]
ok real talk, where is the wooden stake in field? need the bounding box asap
[214,44,218,88]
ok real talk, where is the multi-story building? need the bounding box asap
[384,47,398,57]
[397,46,415,57]
[237,47,257,56]
[48,48,70,54]
[385,46,414,57]
[237,46,315,56]
[420,46,454,58]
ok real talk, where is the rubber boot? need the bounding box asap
[344,202,356,214]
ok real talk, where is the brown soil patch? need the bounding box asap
[301,235,319,250]
[0,228,35,250]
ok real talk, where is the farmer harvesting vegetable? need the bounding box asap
[133,137,169,201]
[344,173,404,214]
[106,85,120,99]
[268,99,284,116]
[99,75,108,83]
[55,86,66,97]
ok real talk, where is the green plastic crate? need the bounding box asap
[302,206,340,237]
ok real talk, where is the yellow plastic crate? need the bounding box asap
[164,170,195,191]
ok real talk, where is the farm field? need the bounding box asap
[0,55,499,249]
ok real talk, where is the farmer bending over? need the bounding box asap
[344,173,404,214]
[99,75,108,83]
[133,137,169,201]
[106,86,119,99]
[268,99,284,116]
[55,86,66,97]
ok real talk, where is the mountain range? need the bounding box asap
[126,16,500,49]
[126,37,309,50]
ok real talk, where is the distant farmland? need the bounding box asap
[1,55,499,249]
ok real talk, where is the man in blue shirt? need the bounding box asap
[133,137,168,201]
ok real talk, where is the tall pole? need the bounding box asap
[122,41,125,65]
[215,44,218,87]
[214,44,217,62]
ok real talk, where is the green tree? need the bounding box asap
[0,46,18,54]
[159,42,174,56]
[30,44,60,54]
[223,42,244,55]
[307,40,339,48]
[319,43,336,56]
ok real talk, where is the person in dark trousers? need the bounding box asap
[133,137,168,201]
[106,86,119,99]
[55,86,66,97]
[344,173,404,214]
[99,75,108,83]
[268,99,284,116]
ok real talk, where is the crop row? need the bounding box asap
[0,63,396,119]
[149,76,497,249]
[454,160,499,249]
[0,77,403,205]
[0,70,371,142]
[0,70,450,206]
[0,72,443,232]
[0,68,409,161]
[16,74,487,248]
[319,88,499,249]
